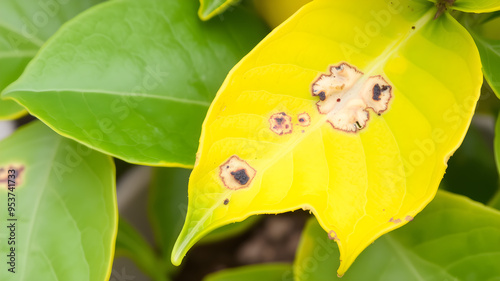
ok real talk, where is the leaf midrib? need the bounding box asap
[19,136,63,281]
[5,88,211,107]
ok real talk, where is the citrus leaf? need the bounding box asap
[0,0,102,120]
[171,0,482,276]
[2,0,268,167]
[465,12,500,98]
[116,217,168,281]
[199,0,239,20]
[0,121,117,281]
[294,191,500,280]
[452,0,500,13]
[203,263,293,281]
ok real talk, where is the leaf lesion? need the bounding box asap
[311,62,393,133]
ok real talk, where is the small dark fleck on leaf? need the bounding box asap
[372,84,382,101]
[231,169,249,185]
[224,199,229,205]
[280,112,286,116]
[226,165,229,169]
[337,98,341,102]
[319,91,326,101]
[299,118,305,122]
[412,26,415,29]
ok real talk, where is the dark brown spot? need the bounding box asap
[226,165,229,168]
[411,26,415,29]
[224,199,229,205]
[337,98,341,102]
[318,91,326,101]
[275,117,284,124]
[373,84,382,101]
[280,112,286,116]
[231,169,249,185]
[299,118,305,122]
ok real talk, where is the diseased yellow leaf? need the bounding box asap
[172,0,482,275]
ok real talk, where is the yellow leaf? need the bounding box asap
[172,0,482,276]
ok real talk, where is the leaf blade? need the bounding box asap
[294,191,500,280]
[173,0,482,275]
[0,121,117,281]
[0,0,103,119]
[2,0,269,167]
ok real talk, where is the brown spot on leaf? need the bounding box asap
[219,156,256,190]
[224,198,229,205]
[0,164,25,190]
[389,217,401,224]
[269,112,293,135]
[297,112,311,127]
[328,230,339,241]
[405,215,413,221]
[311,62,393,133]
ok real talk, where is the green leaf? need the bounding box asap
[452,0,500,13]
[2,0,269,167]
[203,263,294,281]
[199,0,240,20]
[0,0,102,119]
[0,121,117,281]
[490,112,500,210]
[149,167,260,275]
[172,0,483,275]
[116,217,168,281]
[465,12,500,98]
[294,190,500,280]
[441,124,498,204]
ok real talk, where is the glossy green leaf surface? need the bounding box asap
[149,167,260,275]
[0,0,102,119]
[172,0,482,275]
[115,217,167,281]
[295,191,500,280]
[466,12,500,98]
[204,263,294,281]
[0,121,117,281]
[199,0,239,20]
[2,0,269,167]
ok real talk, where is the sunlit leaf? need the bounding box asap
[115,217,168,281]
[0,121,117,281]
[2,0,268,167]
[198,0,239,20]
[203,263,293,281]
[294,191,500,280]
[0,0,102,119]
[465,12,500,98]
[172,0,482,276]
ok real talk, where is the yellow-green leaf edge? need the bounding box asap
[199,0,239,21]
